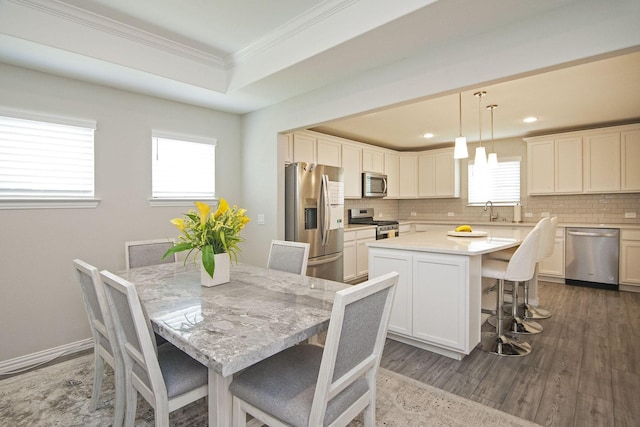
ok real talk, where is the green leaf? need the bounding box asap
[161,242,193,259]
[202,244,215,277]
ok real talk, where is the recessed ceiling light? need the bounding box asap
[523,116,538,123]
[423,133,434,139]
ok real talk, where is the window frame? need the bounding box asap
[0,109,99,210]
[467,156,521,206]
[150,131,217,207]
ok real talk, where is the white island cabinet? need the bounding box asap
[368,227,524,360]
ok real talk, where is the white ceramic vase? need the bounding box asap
[200,253,230,287]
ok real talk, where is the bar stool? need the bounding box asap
[479,225,543,356]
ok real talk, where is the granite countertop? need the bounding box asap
[119,262,349,377]
[367,225,525,255]
[397,219,640,230]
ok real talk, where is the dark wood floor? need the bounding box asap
[379,281,640,427]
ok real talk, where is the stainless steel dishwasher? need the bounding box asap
[565,227,619,289]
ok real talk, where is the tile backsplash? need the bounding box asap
[346,193,640,225]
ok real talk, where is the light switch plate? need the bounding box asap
[525,212,533,218]
[541,212,550,218]
[625,212,637,218]
[257,214,265,225]
[447,212,455,217]
[410,212,417,216]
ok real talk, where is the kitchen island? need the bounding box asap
[367,226,525,360]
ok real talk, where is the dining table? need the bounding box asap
[117,261,350,426]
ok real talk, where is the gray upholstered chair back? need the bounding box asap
[267,240,310,275]
[100,271,166,399]
[308,271,398,425]
[125,239,175,270]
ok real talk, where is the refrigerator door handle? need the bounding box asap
[307,252,343,267]
[321,174,330,246]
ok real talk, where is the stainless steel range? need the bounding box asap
[347,208,399,240]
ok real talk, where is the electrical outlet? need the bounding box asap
[447,212,455,217]
[257,214,265,225]
[541,212,550,218]
[625,212,637,219]
[525,212,533,218]
[410,212,417,216]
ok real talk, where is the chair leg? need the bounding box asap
[363,402,375,427]
[479,279,531,357]
[89,352,104,411]
[521,280,552,319]
[233,398,247,427]
[124,384,137,427]
[112,359,125,427]
[507,281,544,335]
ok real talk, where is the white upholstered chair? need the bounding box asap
[73,259,125,427]
[100,270,208,427]
[267,240,310,275]
[229,272,399,427]
[479,225,543,356]
[125,239,176,270]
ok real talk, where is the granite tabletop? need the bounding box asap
[118,262,349,377]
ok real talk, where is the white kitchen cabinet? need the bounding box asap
[620,229,640,291]
[398,154,418,198]
[280,133,293,164]
[342,143,362,198]
[316,137,341,167]
[621,129,640,191]
[527,124,640,195]
[362,148,384,173]
[527,137,582,195]
[584,131,620,192]
[384,152,399,199]
[343,232,357,282]
[368,249,413,336]
[292,133,316,163]
[539,227,565,277]
[418,148,459,198]
[343,227,376,281]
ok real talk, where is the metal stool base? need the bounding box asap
[509,317,543,334]
[523,304,552,319]
[478,332,531,357]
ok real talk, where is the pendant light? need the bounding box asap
[486,104,498,168]
[474,91,487,168]
[453,93,468,159]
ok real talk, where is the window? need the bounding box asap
[151,133,216,201]
[0,114,96,203]
[468,157,521,205]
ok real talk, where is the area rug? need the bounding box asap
[0,354,539,426]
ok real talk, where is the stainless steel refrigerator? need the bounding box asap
[285,162,344,282]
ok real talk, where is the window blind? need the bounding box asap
[151,135,216,199]
[468,158,521,205]
[0,116,95,198]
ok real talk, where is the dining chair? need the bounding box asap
[479,224,543,356]
[99,270,208,427]
[73,259,125,427]
[125,239,176,270]
[229,271,399,427]
[267,240,310,275]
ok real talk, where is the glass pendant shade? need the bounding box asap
[454,136,468,159]
[475,146,487,168]
[487,152,498,167]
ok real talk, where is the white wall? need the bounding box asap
[239,0,640,267]
[0,63,242,362]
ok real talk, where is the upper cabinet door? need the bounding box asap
[417,153,436,197]
[399,155,418,198]
[527,140,555,194]
[384,152,400,199]
[555,137,583,193]
[292,133,316,163]
[362,148,384,173]
[342,144,362,198]
[584,131,621,192]
[621,129,640,191]
[316,137,341,167]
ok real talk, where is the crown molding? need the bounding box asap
[9,0,226,69]
[230,0,360,67]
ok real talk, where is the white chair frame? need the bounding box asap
[267,239,310,275]
[232,271,399,427]
[73,259,125,427]
[100,270,208,427]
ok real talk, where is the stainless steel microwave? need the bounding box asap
[362,172,388,198]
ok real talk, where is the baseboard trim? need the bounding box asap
[0,338,93,375]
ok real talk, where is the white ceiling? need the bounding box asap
[0,0,639,150]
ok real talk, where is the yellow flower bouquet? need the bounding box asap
[163,199,250,278]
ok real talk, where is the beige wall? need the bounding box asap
[0,63,243,362]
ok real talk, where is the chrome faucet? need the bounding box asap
[484,200,498,222]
